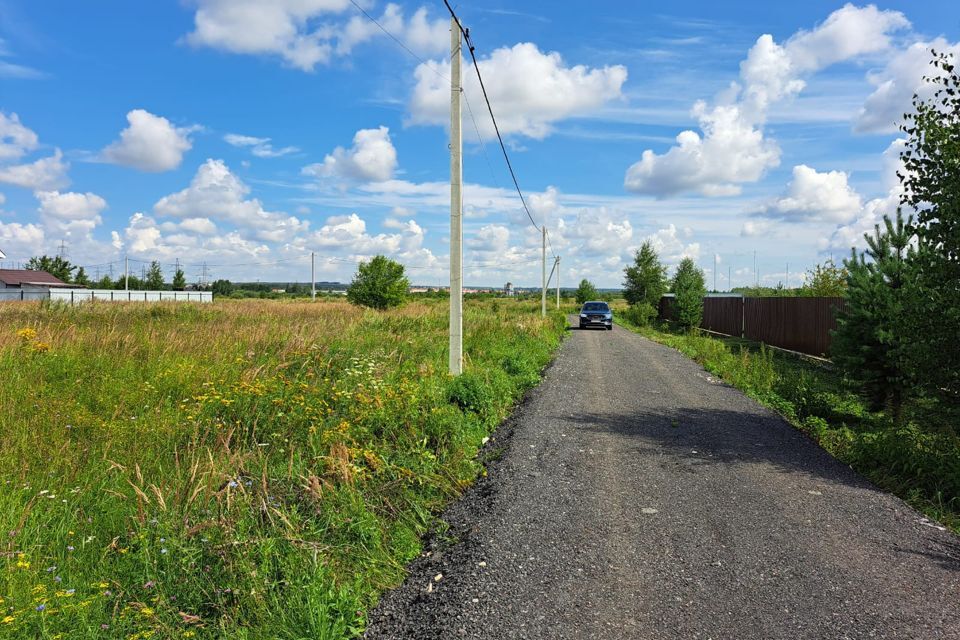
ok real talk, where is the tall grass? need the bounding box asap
[617,316,960,534]
[0,299,566,639]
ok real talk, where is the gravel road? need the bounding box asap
[365,320,960,639]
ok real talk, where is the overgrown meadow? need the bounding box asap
[617,313,960,534]
[0,299,566,639]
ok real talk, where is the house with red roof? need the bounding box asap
[0,269,83,291]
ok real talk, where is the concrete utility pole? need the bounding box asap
[311,252,316,300]
[541,227,547,318]
[555,256,560,309]
[448,17,463,376]
[124,255,129,291]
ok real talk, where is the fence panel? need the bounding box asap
[702,297,744,337]
[657,295,846,358]
[743,297,845,357]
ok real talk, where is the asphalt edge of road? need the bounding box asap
[362,332,568,637]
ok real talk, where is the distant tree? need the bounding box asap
[802,259,847,297]
[899,50,960,406]
[832,211,913,417]
[25,255,75,283]
[145,261,165,290]
[73,267,91,287]
[575,279,599,304]
[94,275,113,289]
[211,279,234,296]
[623,241,667,308]
[347,255,409,310]
[671,258,706,330]
[172,267,186,291]
[115,274,143,290]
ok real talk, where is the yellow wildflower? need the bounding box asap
[31,341,51,353]
[139,606,155,618]
[16,328,37,341]
[1,616,14,624]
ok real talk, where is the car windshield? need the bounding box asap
[582,302,609,312]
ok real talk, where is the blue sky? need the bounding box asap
[1,1,958,287]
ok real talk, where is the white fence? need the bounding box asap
[0,288,213,304]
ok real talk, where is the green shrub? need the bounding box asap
[622,302,657,327]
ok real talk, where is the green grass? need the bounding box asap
[616,315,960,534]
[0,298,567,639]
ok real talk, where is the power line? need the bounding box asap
[443,0,543,237]
[347,0,448,83]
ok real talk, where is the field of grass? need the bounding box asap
[616,315,960,534]
[0,298,566,639]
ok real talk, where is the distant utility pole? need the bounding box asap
[555,256,560,309]
[728,265,732,292]
[541,227,547,318]
[311,252,316,300]
[448,17,463,376]
[58,239,67,258]
[713,253,717,292]
[124,255,129,291]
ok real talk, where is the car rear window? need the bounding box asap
[583,303,608,311]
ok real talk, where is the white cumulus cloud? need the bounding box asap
[184,1,446,71]
[35,189,108,239]
[102,109,195,172]
[0,149,69,190]
[759,165,862,223]
[855,38,960,133]
[155,158,308,242]
[624,4,909,197]
[303,126,397,182]
[0,112,39,161]
[409,42,627,139]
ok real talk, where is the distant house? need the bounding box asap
[0,269,82,291]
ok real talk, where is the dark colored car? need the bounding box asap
[579,301,613,330]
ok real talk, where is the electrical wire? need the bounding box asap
[443,0,544,239]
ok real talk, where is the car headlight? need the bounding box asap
[579,313,586,318]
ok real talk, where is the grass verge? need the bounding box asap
[616,316,960,534]
[0,298,566,639]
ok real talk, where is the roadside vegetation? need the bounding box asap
[0,298,566,639]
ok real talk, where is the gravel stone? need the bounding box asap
[364,320,960,639]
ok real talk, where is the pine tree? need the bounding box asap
[832,211,913,417]
[575,279,599,304]
[145,261,165,290]
[172,267,186,291]
[671,258,706,330]
[623,241,667,307]
[899,50,960,406]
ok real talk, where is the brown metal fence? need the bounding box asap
[658,296,846,358]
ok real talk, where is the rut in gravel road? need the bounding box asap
[364,319,960,640]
